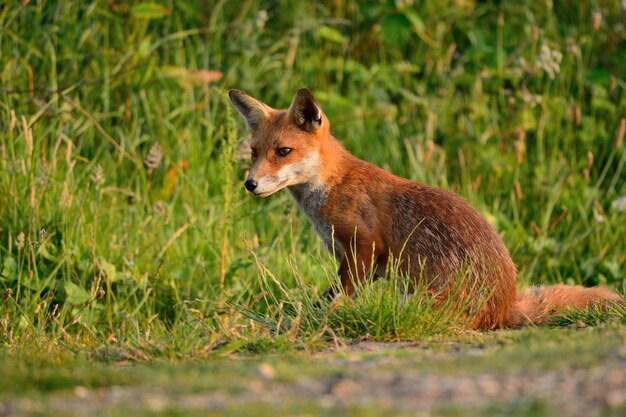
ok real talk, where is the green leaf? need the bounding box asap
[100,258,121,283]
[37,241,58,261]
[402,9,425,33]
[138,37,152,58]
[1,257,17,281]
[380,14,412,45]
[64,281,90,305]
[591,98,616,116]
[315,26,347,44]
[584,68,611,84]
[130,3,171,20]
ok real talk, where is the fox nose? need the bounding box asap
[244,179,258,192]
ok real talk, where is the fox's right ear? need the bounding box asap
[228,90,269,130]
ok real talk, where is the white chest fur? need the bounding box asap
[288,184,343,260]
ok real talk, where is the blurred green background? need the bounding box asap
[0,0,625,350]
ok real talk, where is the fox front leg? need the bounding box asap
[322,257,359,300]
[323,240,384,299]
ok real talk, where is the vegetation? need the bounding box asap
[1,0,625,359]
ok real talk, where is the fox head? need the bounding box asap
[229,88,330,197]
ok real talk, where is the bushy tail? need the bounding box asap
[506,284,623,328]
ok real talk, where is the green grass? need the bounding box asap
[0,0,625,359]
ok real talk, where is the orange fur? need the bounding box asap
[229,89,623,330]
[507,285,623,327]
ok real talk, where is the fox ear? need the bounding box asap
[288,88,323,132]
[228,90,269,130]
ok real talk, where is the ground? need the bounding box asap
[2,325,626,417]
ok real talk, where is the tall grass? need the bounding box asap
[0,1,625,356]
[239,242,489,346]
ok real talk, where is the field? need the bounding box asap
[1,1,625,416]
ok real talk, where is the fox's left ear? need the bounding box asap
[288,89,323,132]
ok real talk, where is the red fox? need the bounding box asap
[229,88,622,329]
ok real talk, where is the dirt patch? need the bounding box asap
[2,353,625,417]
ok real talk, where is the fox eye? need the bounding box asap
[250,148,257,159]
[276,147,292,157]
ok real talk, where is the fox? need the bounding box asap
[228,88,623,329]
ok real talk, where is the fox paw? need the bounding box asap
[313,286,338,309]
[322,286,336,300]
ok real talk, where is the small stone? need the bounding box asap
[74,386,89,399]
[257,363,276,381]
[329,378,361,397]
[607,389,626,407]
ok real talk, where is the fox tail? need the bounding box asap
[506,284,623,327]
